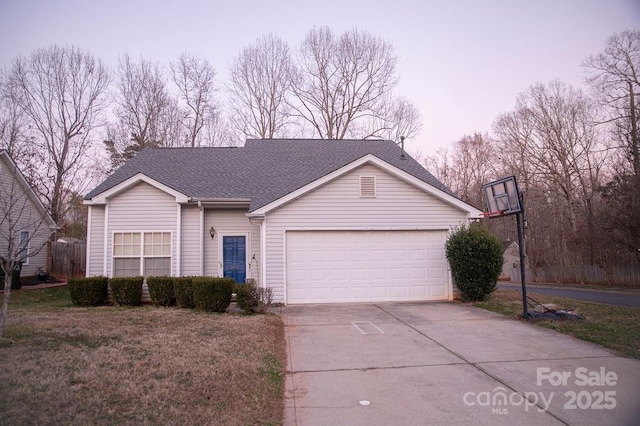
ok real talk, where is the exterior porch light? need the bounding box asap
[209,226,215,239]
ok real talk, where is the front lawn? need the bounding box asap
[0,287,286,425]
[473,289,640,359]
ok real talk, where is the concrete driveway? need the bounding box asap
[281,302,640,425]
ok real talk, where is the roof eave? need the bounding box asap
[191,198,251,209]
[84,173,190,205]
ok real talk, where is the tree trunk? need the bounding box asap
[0,272,13,339]
[629,82,640,179]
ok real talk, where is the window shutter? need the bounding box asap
[360,176,376,198]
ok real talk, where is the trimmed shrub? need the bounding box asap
[192,277,234,313]
[68,276,109,306]
[236,279,273,314]
[174,277,195,309]
[147,276,176,307]
[109,276,143,306]
[445,223,503,302]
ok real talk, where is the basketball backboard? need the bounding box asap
[482,176,521,217]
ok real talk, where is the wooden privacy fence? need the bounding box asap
[47,241,86,278]
[510,264,640,286]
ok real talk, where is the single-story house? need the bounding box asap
[84,139,482,304]
[0,150,57,276]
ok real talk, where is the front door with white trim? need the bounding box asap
[223,235,246,283]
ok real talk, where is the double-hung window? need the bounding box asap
[113,232,171,277]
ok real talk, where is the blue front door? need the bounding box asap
[223,236,246,283]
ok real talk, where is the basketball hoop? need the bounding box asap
[482,175,531,318]
[481,176,522,217]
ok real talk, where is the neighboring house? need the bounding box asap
[502,240,532,283]
[0,150,56,276]
[501,240,520,280]
[84,139,482,304]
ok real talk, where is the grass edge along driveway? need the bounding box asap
[472,288,640,359]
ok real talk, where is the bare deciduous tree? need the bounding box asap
[494,81,607,267]
[363,96,423,142]
[584,30,640,264]
[171,53,218,147]
[4,45,110,224]
[228,34,295,139]
[424,133,495,208]
[105,54,179,170]
[584,29,640,177]
[201,112,240,147]
[290,27,399,139]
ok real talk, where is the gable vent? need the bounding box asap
[360,176,376,198]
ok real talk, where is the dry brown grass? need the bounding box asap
[0,287,285,425]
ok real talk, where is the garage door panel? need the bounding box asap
[430,285,446,297]
[428,248,444,260]
[286,230,449,304]
[410,286,427,297]
[389,267,407,279]
[370,285,388,298]
[371,250,387,261]
[410,267,427,279]
[351,250,368,261]
[370,268,387,280]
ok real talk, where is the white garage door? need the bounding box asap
[286,230,449,304]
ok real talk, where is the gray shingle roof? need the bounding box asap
[85,139,453,212]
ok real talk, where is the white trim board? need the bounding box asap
[247,154,483,218]
[85,173,189,205]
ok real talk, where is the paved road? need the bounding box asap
[498,283,640,308]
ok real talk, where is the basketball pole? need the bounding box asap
[516,192,529,318]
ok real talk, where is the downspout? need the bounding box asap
[86,205,92,277]
[103,203,109,277]
[176,204,182,277]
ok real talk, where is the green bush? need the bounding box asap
[174,277,195,309]
[192,277,234,313]
[235,279,273,314]
[147,276,176,307]
[68,276,109,306]
[445,223,503,302]
[109,276,143,306]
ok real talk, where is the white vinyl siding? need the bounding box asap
[105,182,177,277]
[0,158,52,276]
[180,204,201,276]
[204,209,260,279]
[87,205,105,276]
[264,163,468,303]
[86,206,105,277]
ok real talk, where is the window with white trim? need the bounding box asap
[19,230,30,265]
[359,176,376,198]
[113,232,171,277]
